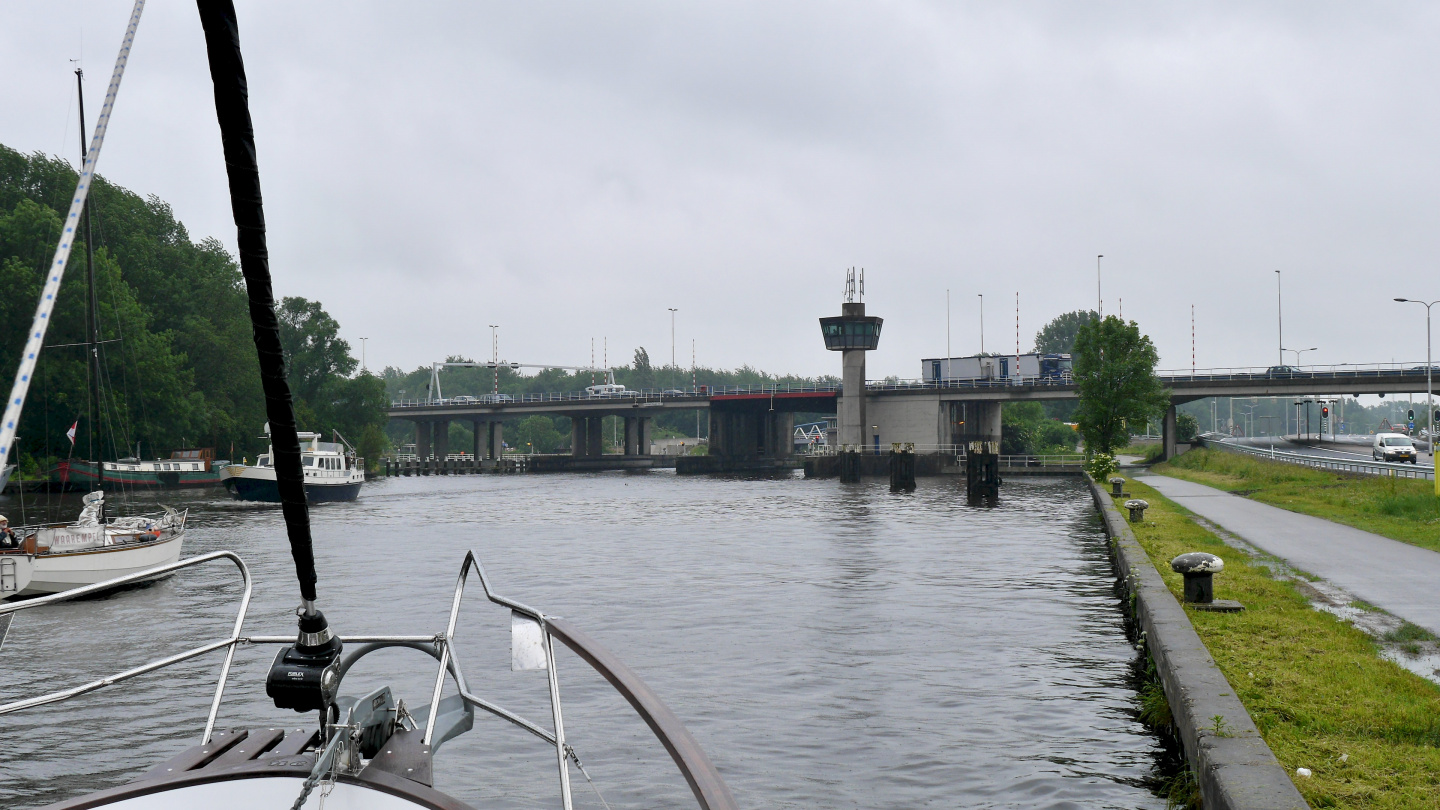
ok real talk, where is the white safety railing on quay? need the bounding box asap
[1201,437,1434,480]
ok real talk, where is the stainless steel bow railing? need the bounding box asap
[0,549,736,810]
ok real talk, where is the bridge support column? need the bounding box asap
[434,419,450,465]
[489,421,504,460]
[587,416,605,456]
[765,411,794,458]
[416,422,432,462]
[1163,404,1178,461]
[624,417,639,455]
[838,349,867,446]
[638,416,652,456]
[571,418,586,457]
[471,420,484,463]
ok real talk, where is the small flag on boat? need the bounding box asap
[66,421,78,446]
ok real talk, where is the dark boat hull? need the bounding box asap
[223,476,361,503]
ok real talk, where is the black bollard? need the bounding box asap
[1170,552,1224,604]
[839,447,862,483]
[889,443,917,492]
[965,441,1001,498]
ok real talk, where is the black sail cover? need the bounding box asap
[196,1,318,601]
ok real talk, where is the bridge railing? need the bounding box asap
[1200,437,1434,480]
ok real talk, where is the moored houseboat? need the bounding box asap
[49,447,229,490]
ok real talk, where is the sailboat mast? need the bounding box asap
[76,67,102,493]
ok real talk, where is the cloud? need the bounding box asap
[3,1,1439,380]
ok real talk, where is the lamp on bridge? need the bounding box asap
[819,269,882,447]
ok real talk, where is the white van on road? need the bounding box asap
[1373,432,1419,464]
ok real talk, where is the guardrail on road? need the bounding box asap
[1200,438,1434,480]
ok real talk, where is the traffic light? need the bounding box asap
[1409,409,1416,421]
[1321,406,1329,419]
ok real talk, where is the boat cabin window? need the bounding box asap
[304,457,314,466]
[258,455,270,466]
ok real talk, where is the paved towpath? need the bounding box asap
[1136,472,1440,636]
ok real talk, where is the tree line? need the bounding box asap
[0,144,387,472]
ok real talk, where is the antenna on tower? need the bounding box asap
[843,268,856,303]
[859,268,865,302]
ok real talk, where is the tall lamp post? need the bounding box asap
[1275,270,1283,367]
[488,324,500,397]
[668,308,678,390]
[977,294,985,354]
[1096,255,1104,317]
[1395,298,1439,491]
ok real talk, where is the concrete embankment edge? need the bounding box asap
[1086,477,1307,810]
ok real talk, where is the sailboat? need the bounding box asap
[0,490,185,598]
[0,5,734,809]
[0,49,185,597]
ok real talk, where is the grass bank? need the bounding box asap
[1154,448,1440,554]
[1112,478,1440,808]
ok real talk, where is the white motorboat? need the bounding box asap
[220,428,364,503]
[0,491,185,598]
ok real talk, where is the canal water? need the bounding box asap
[1,472,1168,809]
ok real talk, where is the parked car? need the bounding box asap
[1373,432,1418,463]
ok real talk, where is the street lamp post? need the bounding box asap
[1097,255,1104,317]
[1275,270,1283,368]
[488,325,500,397]
[1282,346,1318,367]
[359,337,368,372]
[668,308,678,390]
[978,294,985,354]
[1395,298,1439,493]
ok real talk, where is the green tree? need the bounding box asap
[512,415,565,453]
[1033,310,1098,355]
[630,347,655,390]
[278,297,356,404]
[1073,316,1170,457]
[1176,412,1199,443]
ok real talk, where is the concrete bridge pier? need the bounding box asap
[488,421,504,460]
[416,421,432,462]
[767,411,794,459]
[572,416,606,457]
[434,419,450,466]
[1162,404,1178,461]
[623,416,653,456]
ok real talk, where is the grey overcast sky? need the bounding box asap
[4,2,1440,380]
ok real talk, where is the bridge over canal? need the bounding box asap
[386,363,1439,467]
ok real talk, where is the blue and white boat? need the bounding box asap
[221,427,363,503]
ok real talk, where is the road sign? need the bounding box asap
[1409,421,1416,431]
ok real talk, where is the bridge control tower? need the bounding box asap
[819,269,883,447]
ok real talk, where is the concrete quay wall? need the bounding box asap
[1087,477,1305,810]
